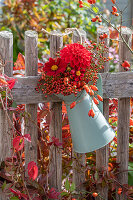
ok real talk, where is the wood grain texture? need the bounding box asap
[0,31,13,166]
[0,190,9,200]
[25,31,38,170]
[72,30,86,192]
[116,27,132,200]
[11,71,133,104]
[0,31,13,76]
[49,31,63,192]
[96,27,110,200]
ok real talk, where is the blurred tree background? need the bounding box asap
[0,0,106,61]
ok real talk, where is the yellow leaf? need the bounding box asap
[34,11,40,20]
[38,38,47,42]
[39,17,47,22]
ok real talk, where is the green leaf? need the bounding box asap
[70,182,75,192]
[128,162,133,186]
[10,197,19,200]
[61,192,69,197]
[65,179,70,191]
[11,101,17,108]
[2,181,6,191]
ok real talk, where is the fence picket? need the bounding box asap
[116,27,132,200]
[0,31,13,200]
[49,31,63,192]
[72,30,86,192]
[0,31,13,162]
[25,30,38,169]
[96,27,110,200]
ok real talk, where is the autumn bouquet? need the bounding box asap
[37,39,115,153]
[37,41,108,114]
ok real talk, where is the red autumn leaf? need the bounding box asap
[48,188,61,199]
[48,136,62,147]
[24,134,31,142]
[14,53,44,71]
[38,59,44,67]
[113,137,117,144]
[13,136,24,151]
[0,78,8,86]
[7,78,16,89]
[9,188,28,200]
[62,124,70,130]
[14,53,25,70]
[130,118,133,126]
[27,161,38,180]
[62,103,67,113]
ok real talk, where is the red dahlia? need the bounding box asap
[60,43,92,69]
[43,57,67,76]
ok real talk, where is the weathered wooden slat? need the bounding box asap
[116,27,132,200]
[0,31,13,162]
[72,30,86,192]
[49,31,63,193]
[11,71,133,104]
[25,31,38,170]
[96,27,109,200]
[0,31,13,200]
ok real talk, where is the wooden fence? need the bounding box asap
[0,27,132,200]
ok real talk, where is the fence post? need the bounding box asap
[25,30,38,169]
[0,31,13,200]
[49,31,63,192]
[0,31,13,162]
[116,27,132,200]
[96,27,110,200]
[72,30,86,192]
